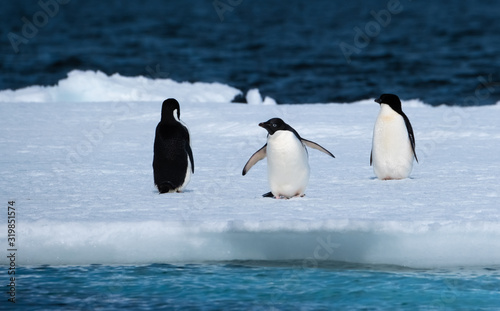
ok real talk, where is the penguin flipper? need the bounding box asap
[370,150,373,166]
[401,113,418,163]
[301,139,335,158]
[242,144,267,175]
[262,191,274,198]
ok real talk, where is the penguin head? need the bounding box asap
[259,118,287,135]
[161,98,180,122]
[375,94,402,113]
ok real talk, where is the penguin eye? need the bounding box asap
[272,124,277,127]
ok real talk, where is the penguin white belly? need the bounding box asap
[266,131,310,197]
[372,106,414,180]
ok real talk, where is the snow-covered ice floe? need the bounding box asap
[0,70,499,268]
[0,70,242,104]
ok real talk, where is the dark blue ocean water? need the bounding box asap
[1,0,500,105]
[2,262,500,310]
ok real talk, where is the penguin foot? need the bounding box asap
[270,194,306,199]
[262,192,305,199]
[380,176,404,180]
[275,195,291,199]
[261,191,288,199]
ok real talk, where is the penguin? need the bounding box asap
[242,118,334,199]
[153,98,194,193]
[371,94,418,180]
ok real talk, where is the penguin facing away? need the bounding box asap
[371,94,418,180]
[153,98,194,193]
[242,118,335,199]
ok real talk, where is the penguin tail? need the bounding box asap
[157,182,176,194]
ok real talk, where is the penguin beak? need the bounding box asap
[259,122,273,134]
[375,98,382,104]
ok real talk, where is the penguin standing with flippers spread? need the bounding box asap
[371,94,418,180]
[242,118,334,199]
[153,98,194,193]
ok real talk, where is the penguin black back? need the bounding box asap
[153,98,194,193]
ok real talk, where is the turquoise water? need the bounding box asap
[3,262,500,310]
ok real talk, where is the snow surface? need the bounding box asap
[1,71,500,268]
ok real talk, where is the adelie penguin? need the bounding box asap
[371,94,418,180]
[242,118,335,199]
[153,98,194,193]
